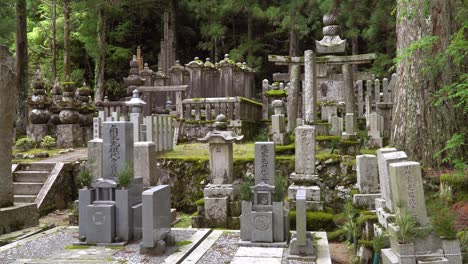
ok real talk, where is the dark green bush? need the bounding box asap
[289,210,336,231]
[15,137,35,152]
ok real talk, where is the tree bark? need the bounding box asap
[15,0,28,136]
[63,0,71,78]
[52,0,57,80]
[95,6,106,102]
[392,0,463,167]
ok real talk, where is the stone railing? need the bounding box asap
[95,97,130,118]
[182,97,262,122]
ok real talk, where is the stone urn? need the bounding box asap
[59,109,80,124]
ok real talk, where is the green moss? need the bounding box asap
[289,210,336,231]
[191,211,198,217]
[340,139,360,146]
[176,240,192,247]
[315,153,341,163]
[239,96,263,106]
[318,100,337,106]
[316,135,341,141]
[265,89,287,97]
[195,198,205,206]
[174,213,192,228]
[358,239,374,250]
[106,245,125,250]
[191,98,202,102]
[327,229,346,241]
[275,143,295,155]
[343,159,356,167]
[350,189,360,196]
[65,245,92,250]
[360,148,378,155]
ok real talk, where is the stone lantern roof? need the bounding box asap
[125,89,147,113]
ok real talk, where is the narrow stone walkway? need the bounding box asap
[231,247,284,264]
[38,148,87,163]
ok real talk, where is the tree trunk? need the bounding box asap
[247,11,252,59]
[63,0,71,78]
[95,6,106,102]
[15,0,28,136]
[52,0,57,80]
[392,0,463,167]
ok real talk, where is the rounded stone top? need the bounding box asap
[214,114,227,130]
[104,96,109,102]
[132,89,140,98]
[175,60,180,65]
[194,56,200,60]
[206,58,211,62]
[271,83,280,90]
[272,100,283,107]
[323,13,337,26]
[224,54,229,59]
[130,55,138,68]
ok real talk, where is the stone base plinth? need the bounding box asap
[237,240,289,248]
[57,124,83,148]
[288,233,315,260]
[0,203,39,235]
[27,124,49,143]
[139,233,175,255]
[369,136,383,148]
[352,193,381,209]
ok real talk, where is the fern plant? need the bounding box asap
[117,162,133,189]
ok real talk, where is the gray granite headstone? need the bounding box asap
[294,126,316,175]
[103,121,134,179]
[296,189,307,246]
[93,117,101,139]
[86,203,115,243]
[251,211,273,242]
[254,142,276,185]
[377,149,407,212]
[356,155,379,194]
[142,185,171,247]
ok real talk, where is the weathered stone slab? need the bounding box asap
[141,185,171,248]
[352,193,381,209]
[209,143,234,184]
[134,142,157,186]
[204,197,228,228]
[241,201,252,241]
[57,124,83,148]
[356,155,379,193]
[288,184,321,201]
[295,190,307,246]
[87,139,103,180]
[86,203,115,244]
[342,113,357,140]
[273,202,285,242]
[254,142,275,186]
[389,161,428,226]
[294,126,316,175]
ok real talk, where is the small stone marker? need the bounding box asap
[342,113,357,140]
[254,142,275,185]
[294,126,316,176]
[356,155,379,193]
[103,121,134,179]
[377,149,407,212]
[93,117,101,139]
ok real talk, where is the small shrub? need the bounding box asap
[195,198,205,206]
[15,137,35,152]
[289,210,336,231]
[40,136,56,149]
[117,163,133,188]
[79,166,92,188]
[273,175,288,202]
[389,207,417,244]
[239,180,253,201]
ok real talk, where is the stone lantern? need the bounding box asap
[125,89,146,142]
[271,99,288,145]
[125,89,146,114]
[196,114,243,228]
[57,79,82,147]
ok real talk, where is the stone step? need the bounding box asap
[14,194,37,203]
[16,162,55,172]
[13,171,49,183]
[13,182,44,195]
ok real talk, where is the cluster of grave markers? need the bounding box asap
[353,149,463,263]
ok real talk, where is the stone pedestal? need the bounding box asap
[27,124,49,143]
[57,124,83,148]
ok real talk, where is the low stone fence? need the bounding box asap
[182,97,262,122]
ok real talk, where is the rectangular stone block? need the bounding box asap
[389,161,428,226]
[251,211,273,242]
[132,203,142,240]
[240,201,252,241]
[273,201,285,242]
[87,139,103,180]
[378,150,407,212]
[142,185,171,248]
[102,121,134,179]
[130,113,142,143]
[115,189,132,241]
[254,142,276,185]
[203,184,236,200]
[78,189,95,237]
[288,184,320,201]
[204,197,228,228]
[57,124,83,148]
[356,154,379,193]
[134,142,157,186]
[209,143,234,184]
[93,117,102,139]
[294,126,316,175]
[86,203,115,244]
[271,115,285,134]
[295,190,307,246]
[352,193,381,209]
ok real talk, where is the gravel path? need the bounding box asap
[196,231,239,264]
[112,229,196,264]
[39,148,87,163]
[0,228,77,264]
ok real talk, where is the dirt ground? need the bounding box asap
[329,242,350,264]
[39,209,71,227]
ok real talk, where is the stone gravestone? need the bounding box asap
[368,112,383,147]
[102,122,134,179]
[288,189,315,260]
[288,125,322,211]
[140,185,175,254]
[342,113,357,140]
[353,155,381,209]
[271,100,288,145]
[134,141,157,187]
[254,142,275,186]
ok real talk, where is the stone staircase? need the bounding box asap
[13,163,56,205]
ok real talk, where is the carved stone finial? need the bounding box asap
[315,12,346,55]
[214,114,227,130]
